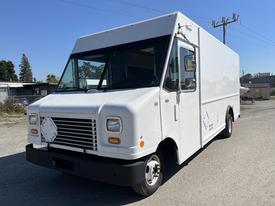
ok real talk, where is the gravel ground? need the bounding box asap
[0,100,274,206]
[0,116,27,157]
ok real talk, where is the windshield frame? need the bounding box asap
[56,35,171,92]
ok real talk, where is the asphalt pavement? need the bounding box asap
[0,100,274,206]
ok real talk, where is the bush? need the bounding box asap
[0,99,25,114]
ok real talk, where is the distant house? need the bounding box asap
[0,82,57,103]
[250,75,275,87]
[242,83,270,100]
[254,72,272,78]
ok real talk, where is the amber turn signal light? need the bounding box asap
[31,128,38,135]
[108,137,121,144]
[139,140,145,148]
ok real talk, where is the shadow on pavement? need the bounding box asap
[0,136,223,206]
[162,135,224,184]
[0,152,143,206]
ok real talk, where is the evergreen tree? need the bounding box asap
[19,54,33,82]
[0,60,18,81]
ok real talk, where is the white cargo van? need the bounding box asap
[26,11,240,196]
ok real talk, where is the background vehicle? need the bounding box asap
[14,98,29,106]
[26,11,240,196]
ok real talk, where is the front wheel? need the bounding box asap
[221,113,233,138]
[131,153,163,196]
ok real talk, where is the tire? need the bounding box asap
[221,113,233,138]
[131,153,163,196]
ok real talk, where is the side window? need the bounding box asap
[163,40,179,91]
[180,47,196,90]
[58,59,78,89]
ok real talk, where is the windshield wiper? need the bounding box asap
[56,87,87,92]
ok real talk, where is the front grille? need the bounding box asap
[51,117,97,151]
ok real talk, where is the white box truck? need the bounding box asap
[26,11,240,196]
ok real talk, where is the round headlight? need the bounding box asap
[106,118,122,133]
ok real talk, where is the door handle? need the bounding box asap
[165,99,169,103]
[174,104,179,121]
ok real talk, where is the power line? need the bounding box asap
[232,27,275,47]
[230,30,275,53]
[239,21,275,45]
[112,0,167,14]
[56,0,142,19]
[212,13,239,44]
[106,0,212,24]
[57,0,275,50]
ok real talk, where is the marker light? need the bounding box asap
[139,140,145,148]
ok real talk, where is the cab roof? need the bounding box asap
[72,12,179,54]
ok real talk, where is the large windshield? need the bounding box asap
[57,36,170,91]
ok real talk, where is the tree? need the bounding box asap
[0,60,18,81]
[19,54,33,82]
[46,74,59,84]
[240,73,253,84]
[79,62,93,79]
[78,62,104,79]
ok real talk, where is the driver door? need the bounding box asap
[178,40,201,162]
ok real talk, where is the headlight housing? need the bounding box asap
[106,117,122,133]
[29,114,38,125]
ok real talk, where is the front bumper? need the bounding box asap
[26,144,145,186]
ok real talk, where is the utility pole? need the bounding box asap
[212,13,239,44]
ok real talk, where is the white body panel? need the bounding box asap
[199,29,240,145]
[28,87,161,159]
[27,12,240,164]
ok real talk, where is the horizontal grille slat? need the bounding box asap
[55,137,97,145]
[55,126,95,133]
[56,133,96,140]
[53,140,97,150]
[52,117,94,122]
[50,117,97,151]
[58,130,96,137]
[53,119,93,125]
[54,123,95,129]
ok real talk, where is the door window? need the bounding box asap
[163,40,179,91]
[180,47,196,91]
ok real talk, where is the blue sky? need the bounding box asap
[1,0,275,81]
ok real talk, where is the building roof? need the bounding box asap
[250,75,275,86]
[0,82,34,88]
[0,82,57,88]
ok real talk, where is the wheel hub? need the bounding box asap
[145,158,160,186]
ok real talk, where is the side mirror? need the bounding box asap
[184,54,196,72]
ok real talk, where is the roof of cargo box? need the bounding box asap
[72,12,180,54]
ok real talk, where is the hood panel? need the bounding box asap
[29,87,160,114]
